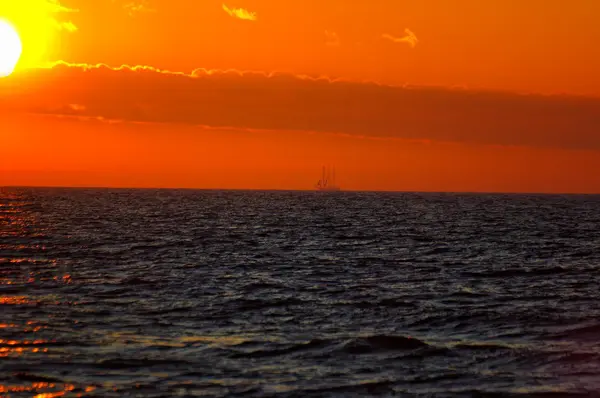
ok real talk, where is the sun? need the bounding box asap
[0,19,21,77]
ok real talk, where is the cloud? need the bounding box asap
[2,62,600,151]
[43,0,78,29]
[382,29,418,48]
[56,20,77,32]
[123,1,156,16]
[68,103,86,111]
[222,3,257,21]
[325,30,340,46]
[43,0,78,14]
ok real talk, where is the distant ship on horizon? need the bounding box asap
[315,165,341,192]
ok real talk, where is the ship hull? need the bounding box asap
[316,187,341,192]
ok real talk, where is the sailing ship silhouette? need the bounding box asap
[315,166,341,191]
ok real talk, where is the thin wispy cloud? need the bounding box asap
[222,4,257,21]
[325,30,340,46]
[56,20,77,32]
[45,0,79,33]
[44,0,78,14]
[123,1,156,16]
[111,0,156,16]
[382,28,418,48]
[68,103,86,111]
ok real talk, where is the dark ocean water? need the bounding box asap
[1,187,600,397]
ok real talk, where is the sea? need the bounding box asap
[1,187,599,397]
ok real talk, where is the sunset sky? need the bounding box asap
[1,0,600,192]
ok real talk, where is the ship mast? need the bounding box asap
[316,164,340,191]
[332,166,336,187]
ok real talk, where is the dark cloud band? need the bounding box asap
[2,62,600,150]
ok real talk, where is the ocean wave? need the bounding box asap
[2,188,600,396]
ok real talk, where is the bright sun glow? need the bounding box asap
[0,20,21,77]
[0,1,77,70]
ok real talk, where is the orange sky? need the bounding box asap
[1,0,600,192]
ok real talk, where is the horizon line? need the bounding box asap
[2,185,599,196]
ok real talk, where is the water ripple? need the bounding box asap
[1,187,600,396]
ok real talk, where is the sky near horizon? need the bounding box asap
[1,0,600,192]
